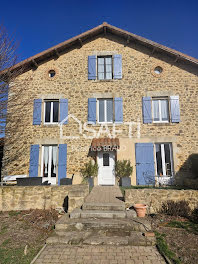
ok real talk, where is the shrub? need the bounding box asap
[160,200,191,218]
[80,160,98,180]
[191,207,198,224]
[189,154,198,177]
[115,160,133,179]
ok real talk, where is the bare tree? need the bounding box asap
[0,24,33,179]
[0,24,18,135]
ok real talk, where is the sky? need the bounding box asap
[0,0,198,63]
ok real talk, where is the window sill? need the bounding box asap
[87,123,122,127]
[90,79,120,83]
[42,123,59,127]
[150,122,172,126]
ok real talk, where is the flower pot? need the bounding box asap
[119,177,131,187]
[133,204,147,218]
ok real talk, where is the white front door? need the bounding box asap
[98,151,115,185]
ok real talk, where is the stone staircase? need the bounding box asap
[46,186,156,246]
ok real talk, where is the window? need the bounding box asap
[48,70,56,78]
[41,145,58,183]
[155,143,173,176]
[98,56,113,80]
[98,98,113,123]
[44,100,59,124]
[152,98,169,122]
[103,153,110,166]
[154,66,163,75]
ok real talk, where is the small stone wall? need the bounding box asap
[0,185,89,212]
[125,189,198,214]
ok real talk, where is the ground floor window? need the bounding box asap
[41,145,58,182]
[155,143,173,176]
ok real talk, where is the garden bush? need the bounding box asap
[160,200,191,218]
[191,206,198,223]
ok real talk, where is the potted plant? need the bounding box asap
[133,204,147,217]
[115,160,133,187]
[80,160,98,188]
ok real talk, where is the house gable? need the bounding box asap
[0,22,197,79]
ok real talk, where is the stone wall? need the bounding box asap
[0,184,89,212]
[2,34,198,185]
[125,189,198,214]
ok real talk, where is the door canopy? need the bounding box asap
[90,138,120,152]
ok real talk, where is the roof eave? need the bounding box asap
[0,22,197,79]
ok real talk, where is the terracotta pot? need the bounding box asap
[134,204,147,217]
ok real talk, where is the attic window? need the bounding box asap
[48,70,56,78]
[154,66,163,75]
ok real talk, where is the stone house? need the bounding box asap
[1,22,198,186]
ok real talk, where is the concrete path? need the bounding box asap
[34,245,165,264]
[85,185,124,204]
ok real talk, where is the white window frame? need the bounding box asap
[97,98,114,124]
[40,145,58,182]
[152,98,169,123]
[97,56,113,80]
[154,143,174,177]
[44,100,59,124]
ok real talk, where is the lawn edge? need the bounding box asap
[156,244,172,264]
[30,244,47,264]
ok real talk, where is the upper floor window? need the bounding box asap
[152,98,169,123]
[98,56,113,80]
[98,98,113,123]
[88,54,122,80]
[33,98,68,126]
[44,100,59,124]
[142,95,180,124]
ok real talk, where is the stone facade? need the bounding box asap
[2,29,198,186]
[125,189,198,214]
[0,185,89,212]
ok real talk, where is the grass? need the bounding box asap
[155,231,181,264]
[0,245,41,264]
[8,211,21,217]
[166,220,198,234]
[0,225,8,235]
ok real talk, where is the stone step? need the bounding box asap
[46,231,155,246]
[80,210,126,219]
[82,202,125,211]
[55,215,151,233]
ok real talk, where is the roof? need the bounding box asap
[91,138,120,151]
[1,22,198,78]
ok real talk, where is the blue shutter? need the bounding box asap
[135,143,155,185]
[114,97,123,123]
[142,97,152,123]
[60,99,68,124]
[88,98,96,124]
[113,54,122,79]
[58,144,67,185]
[29,144,39,177]
[170,95,180,123]
[88,55,96,80]
[33,99,42,125]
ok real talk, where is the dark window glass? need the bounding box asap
[155,144,163,176]
[53,101,59,122]
[103,153,109,166]
[106,99,113,122]
[99,99,105,122]
[45,102,51,122]
[164,144,172,176]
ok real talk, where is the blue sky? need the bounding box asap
[0,0,198,62]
